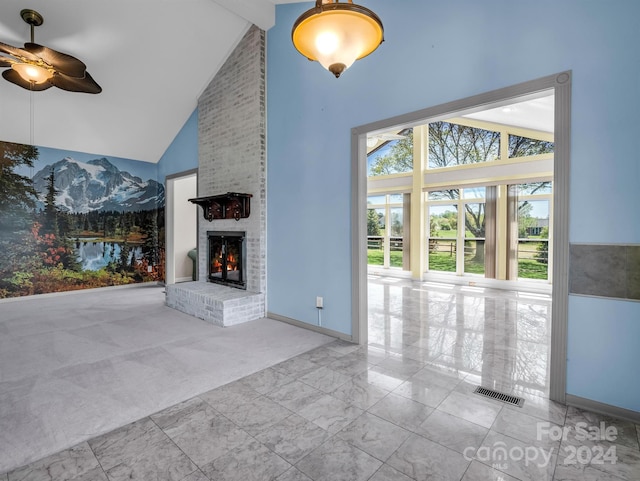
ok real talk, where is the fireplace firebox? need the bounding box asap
[207,231,246,289]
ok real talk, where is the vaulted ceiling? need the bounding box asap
[0,0,302,163]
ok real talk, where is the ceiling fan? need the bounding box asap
[0,9,101,94]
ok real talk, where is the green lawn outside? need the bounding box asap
[427,252,455,272]
[368,249,548,279]
[367,249,403,267]
[464,257,485,275]
[431,230,457,238]
[367,249,383,266]
[517,259,548,279]
[428,252,484,274]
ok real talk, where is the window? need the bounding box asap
[508,135,554,158]
[427,187,488,276]
[428,204,458,273]
[367,196,385,265]
[366,93,555,285]
[463,201,486,276]
[428,122,500,169]
[513,182,552,280]
[367,130,413,176]
[367,194,407,269]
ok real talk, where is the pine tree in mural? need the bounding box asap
[42,169,59,236]
[0,142,38,232]
[119,239,130,271]
[37,168,81,271]
[0,143,40,297]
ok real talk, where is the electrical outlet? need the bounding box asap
[316,296,323,309]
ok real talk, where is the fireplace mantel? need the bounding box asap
[189,192,252,221]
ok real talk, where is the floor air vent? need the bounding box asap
[473,386,524,407]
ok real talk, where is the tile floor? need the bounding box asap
[3,277,640,480]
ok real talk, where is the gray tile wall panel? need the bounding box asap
[569,243,640,301]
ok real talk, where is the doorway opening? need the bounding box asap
[165,169,198,285]
[365,94,554,288]
[351,72,571,403]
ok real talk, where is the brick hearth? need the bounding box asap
[165,282,264,327]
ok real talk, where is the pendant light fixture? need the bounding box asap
[291,0,384,78]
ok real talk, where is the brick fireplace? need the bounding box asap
[165,26,266,327]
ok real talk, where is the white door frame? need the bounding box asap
[351,72,571,403]
[165,169,198,285]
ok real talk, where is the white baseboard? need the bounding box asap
[267,312,352,342]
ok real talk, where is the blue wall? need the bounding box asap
[267,0,640,410]
[157,109,199,183]
[568,296,640,411]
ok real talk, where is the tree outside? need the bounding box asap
[428,122,500,168]
[367,208,381,236]
[368,130,413,176]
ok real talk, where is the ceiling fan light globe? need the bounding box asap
[11,62,52,84]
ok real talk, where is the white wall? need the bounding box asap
[173,175,198,281]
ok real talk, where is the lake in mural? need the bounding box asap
[75,240,144,271]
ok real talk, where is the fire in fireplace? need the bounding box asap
[207,231,246,289]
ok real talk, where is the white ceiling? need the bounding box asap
[463,94,554,133]
[0,0,304,163]
[1,2,552,164]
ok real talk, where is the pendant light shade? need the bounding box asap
[292,0,384,78]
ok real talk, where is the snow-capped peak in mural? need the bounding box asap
[32,157,165,213]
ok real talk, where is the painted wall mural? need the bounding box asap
[0,141,164,298]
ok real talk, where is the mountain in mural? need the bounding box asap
[32,157,164,213]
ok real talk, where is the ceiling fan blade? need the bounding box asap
[0,55,14,68]
[50,71,102,94]
[24,42,87,78]
[2,69,52,91]
[0,41,39,62]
